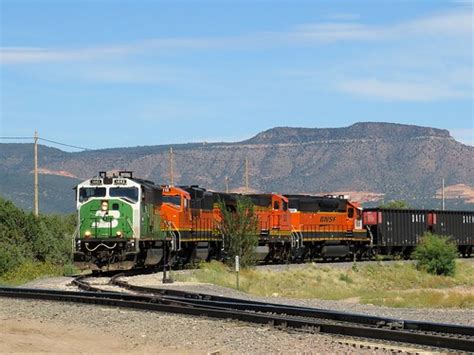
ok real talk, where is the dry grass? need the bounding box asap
[176,260,474,309]
[0,261,76,286]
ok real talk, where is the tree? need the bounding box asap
[379,200,409,209]
[412,232,458,276]
[0,196,75,276]
[218,196,259,268]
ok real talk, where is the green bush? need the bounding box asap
[218,196,259,268]
[379,200,409,209]
[412,232,458,276]
[0,196,75,280]
[0,260,66,285]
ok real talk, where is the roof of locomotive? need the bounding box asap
[76,172,161,193]
[284,194,349,212]
[284,194,349,201]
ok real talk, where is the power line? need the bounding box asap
[38,137,92,151]
[1,135,91,150]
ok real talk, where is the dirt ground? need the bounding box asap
[0,317,202,354]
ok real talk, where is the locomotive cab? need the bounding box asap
[160,185,191,228]
[246,193,291,235]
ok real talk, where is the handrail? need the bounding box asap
[168,221,181,251]
[290,224,304,248]
[71,220,81,256]
[126,217,135,238]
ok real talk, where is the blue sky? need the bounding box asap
[1,0,472,149]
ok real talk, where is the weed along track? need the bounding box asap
[2,275,471,352]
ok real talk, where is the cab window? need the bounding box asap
[79,187,106,202]
[110,187,139,203]
[348,207,354,218]
[283,201,288,211]
[273,201,280,210]
[163,195,181,207]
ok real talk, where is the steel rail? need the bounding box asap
[0,286,473,352]
[110,276,474,337]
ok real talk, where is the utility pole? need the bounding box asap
[225,175,229,193]
[34,130,39,217]
[244,158,249,193]
[169,147,174,186]
[442,178,445,211]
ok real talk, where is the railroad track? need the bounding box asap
[2,275,470,352]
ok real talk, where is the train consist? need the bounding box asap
[73,171,473,271]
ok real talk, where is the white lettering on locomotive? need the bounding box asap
[92,210,121,228]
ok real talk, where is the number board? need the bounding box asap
[114,179,128,185]
[90,178,102,185]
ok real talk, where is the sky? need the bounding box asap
[0,0,473,150]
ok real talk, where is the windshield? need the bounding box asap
[162,195,181,207]
[79,187,106,202]
[110,187,139,203]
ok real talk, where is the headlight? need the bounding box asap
[84,230,91,238]
[116,231,122,237]
[101,201,108,211]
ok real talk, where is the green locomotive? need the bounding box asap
[73,171,164,271]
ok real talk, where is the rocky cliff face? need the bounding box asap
[1,122,472,213]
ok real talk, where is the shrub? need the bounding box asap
[0,260,65,285]
[0,196,75,278]
[379,200,409,209]
[412,232,457,276]
[218,196,259,268]
[0,240,25,275]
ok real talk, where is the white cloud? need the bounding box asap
[1,8,471,64]
[336,78,468,101]
[288,23,378,42]
[0,46,134,64]
[73,65,183,84]
[0,37,228,64]
[399,9,473,36]
[288,8,472,42]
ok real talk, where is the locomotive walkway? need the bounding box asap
[0,275,472,352]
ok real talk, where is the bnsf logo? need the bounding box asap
[320,216,336,223]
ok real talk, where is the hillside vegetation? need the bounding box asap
[0,197,76,284]
[1,122,473,213]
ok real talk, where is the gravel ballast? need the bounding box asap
[122,271,474,326]
[8,260,473,353]
[0,297,376,354]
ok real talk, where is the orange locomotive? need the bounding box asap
[158,185,368,264]
[284,194,368,260]
[159,185,221,265]
[159,186,294,263]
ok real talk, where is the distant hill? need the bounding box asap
[1,122,473,213]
